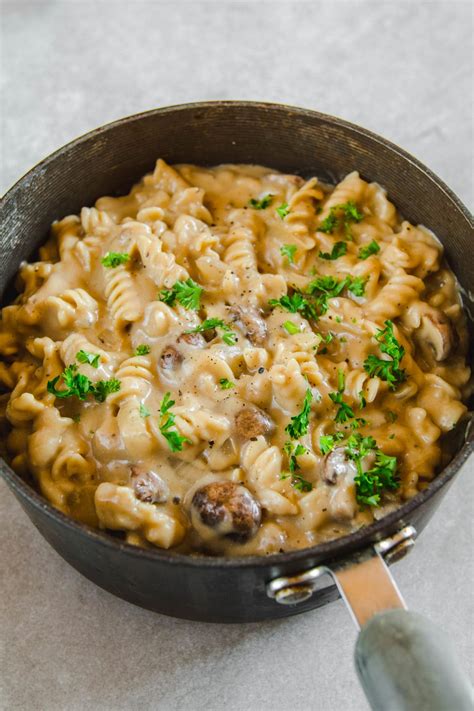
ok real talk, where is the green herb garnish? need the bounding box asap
[347,276,368,297]
[283,320,300,335]
[185,318,237,346]
[159,392,190,452]
[159,278,203,311]
[280,244,297,264]
[358,240,380,260]
[319,431,345,455]
[276,202,290,219]
[219,378,234,389]
[281,441,313,492]
[76,350,100,368]
[135,344,151,356]
[346,433,399,506]
[364,320,406,390]
[101,252,130,268]
[318,201,364,239]
[47,365,120,403]
[285,389,312,439]
[139,403,150,418]
[248,194,273,210]
[318,241,347,260]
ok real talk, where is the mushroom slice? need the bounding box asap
[177,332,206,348]
[235,405,275,439]
[416,309,455,362]
[131,466,169,504]
[322,447,358,485]
[160,345,183,370]
[190,481,261,542]
[228,305,267,346]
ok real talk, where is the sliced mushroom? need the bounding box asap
[228,305,267,346]
[178,331,206,348]
[190,481,261,542]
[416,309,455,361]
[131,466,169,504]
[322,447,358,485]
[160,345,183,370]
[235,405,275,439]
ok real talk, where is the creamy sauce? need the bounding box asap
[0,161,470,556]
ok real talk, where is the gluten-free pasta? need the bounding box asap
[0,161,470,555]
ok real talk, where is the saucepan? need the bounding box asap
[1,102,473,710]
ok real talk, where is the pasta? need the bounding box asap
[0,161,471,556]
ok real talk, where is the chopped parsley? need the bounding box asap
[358,240,380,260]
[283,320,300,335]
[280,244,297,264]
[135,344,151,356]
[159,392,190,452]
[76,350,100,368]
[319,431,345,455]
[385,410,398,423]
[101,252,130,268]
[93,379,121,403]
[345,433,399,506]
[47,365,120,403]
[159,278,203,311]
[139,403,150,418]
[281,441,313,492]
[248,194,273,210]
[328,370,363,425]
[318,201,364,239]
[358,391,367,409]
[347,276,368,297]
[318,241,347,260]
[185,318,237,345]
[219,378,234,389]
[285,389,312,439]
[276,202,290,219]
[364,320,406,390]
[269,274,364,322]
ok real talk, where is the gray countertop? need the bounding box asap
[1,2,473,709]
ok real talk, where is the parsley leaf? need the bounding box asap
[319,241,347,260]
[159,278,203,311]
[47,366,120,403]
[282,441,313,492]
[320,431,345,455]
[101,252,130,268]
[345,433,399,506]
[219,378,234,389]
[135,344,151,356]
[285,389,312,439]
[347,276,368,297]
[93,379,121,403]
[283,320,300,335]
[269,292,313,317]
[318,201,364,239]
[329,391,356,423]
[185,318,237,346]
[159,392,190,452]
[280,244,297,264]
[248,194,273,210]
[307,276,348,316]
[358,240,380,260]
[276,202,290,219]
[47,365,92,401]
[363,320,406,390]
[139,403,150,418]
[76,350,100,368]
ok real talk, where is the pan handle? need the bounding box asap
[267,526,473,710]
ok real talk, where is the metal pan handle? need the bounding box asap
[267,526,473,710]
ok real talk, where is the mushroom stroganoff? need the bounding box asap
[0,161,470,555]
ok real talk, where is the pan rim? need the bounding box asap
[1,100,473,570]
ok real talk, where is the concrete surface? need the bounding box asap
[1,1,472,710]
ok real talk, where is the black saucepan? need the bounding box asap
[1,103,473,710]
